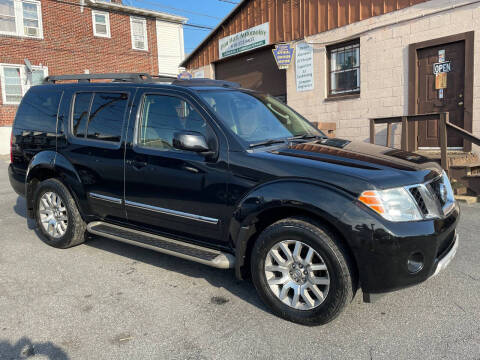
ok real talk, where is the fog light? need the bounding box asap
[407,252,424,273]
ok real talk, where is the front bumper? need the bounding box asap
[338,202,460,295]
[431,231,458,278]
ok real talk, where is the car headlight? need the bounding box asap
[358,188,423,222]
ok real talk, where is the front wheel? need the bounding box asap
[34,178,86,249]
[251,217,355,326]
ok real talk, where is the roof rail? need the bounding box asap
[43,73,153,84]
[171,78,240,88]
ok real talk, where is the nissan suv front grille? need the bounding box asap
[406,172,455,220]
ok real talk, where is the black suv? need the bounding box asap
[9,73,459,325]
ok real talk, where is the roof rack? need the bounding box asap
[171,78,240,88]
[43,73,154,84]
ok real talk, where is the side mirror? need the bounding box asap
[173,131,210,153]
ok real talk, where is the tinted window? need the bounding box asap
[14,86,62,132]
[87,93,128,142]
[72,92,127,142]
[138,95,208,151]
[72,92,92,138]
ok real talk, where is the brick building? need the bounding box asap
[181,0,480,156]
[0,0,186,153]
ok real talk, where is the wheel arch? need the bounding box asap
[231,180,359,285]
[25,151,86,219]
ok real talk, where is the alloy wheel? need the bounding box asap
[264,240,330,310]
[38,191,68,238]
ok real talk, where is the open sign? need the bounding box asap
[433,61,452,75]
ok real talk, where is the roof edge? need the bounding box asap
[180,0,247,67]
[87,0,188,23]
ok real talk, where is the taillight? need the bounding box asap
[10,131,13,163]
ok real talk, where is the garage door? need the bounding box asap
[215,47,286,101]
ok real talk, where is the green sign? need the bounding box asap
[219,22,269,59]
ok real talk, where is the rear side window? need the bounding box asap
[14,86,62,132]
[71,92,128,142]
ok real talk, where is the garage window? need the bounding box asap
[327,40,360,97]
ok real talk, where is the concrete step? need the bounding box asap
[455,195,478,204]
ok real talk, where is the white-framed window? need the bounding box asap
[0,63,48,104]
[92,10,110,38]
[130,16,148,51]
[0,0,43,38]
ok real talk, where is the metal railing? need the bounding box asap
[370,112,480,171]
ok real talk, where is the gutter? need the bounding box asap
[87,0,187,24]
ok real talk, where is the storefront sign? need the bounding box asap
[435,50,449,99]
[177,70,193,80]
[295,42,314,92]
[272,44,294,70]
[433,61,452,75]
[219,22,269,59]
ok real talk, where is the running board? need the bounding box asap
[86,221,235,269]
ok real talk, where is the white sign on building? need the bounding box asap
[219,22,269,59]
[295,42,314,92]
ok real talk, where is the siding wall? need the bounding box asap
[183,0,429,69]
[156,20,184,75]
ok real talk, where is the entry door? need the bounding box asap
[417,41,465,148]
[124,92,230,245]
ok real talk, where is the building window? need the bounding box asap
[92,10,110,38]
[327,40,360,96]
[0,0,16,34]
[130,16,147,51]
[0,63,47,104]
[0,0,42,38]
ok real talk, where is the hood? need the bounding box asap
[261,138,442,192]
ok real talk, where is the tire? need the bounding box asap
[250,217,355,326]
[34,178,86,249]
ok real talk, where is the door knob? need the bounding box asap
[458,101,464,106]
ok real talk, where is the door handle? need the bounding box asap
[131,159,147,170]
[458,101,464,107]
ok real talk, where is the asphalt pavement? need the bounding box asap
[1,157,479,360]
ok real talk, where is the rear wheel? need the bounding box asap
[251,217,354,325]
[34,178,86,248]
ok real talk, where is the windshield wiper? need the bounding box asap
[249,139,287,148]
[289,134,326,141]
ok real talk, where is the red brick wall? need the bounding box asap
[0,0,160,126]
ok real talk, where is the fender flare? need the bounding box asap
[230,179,354,279]
[25,151,86,218]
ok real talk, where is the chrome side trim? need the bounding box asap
[432,232,459,278]
[89,192,122,204]
[124,200,219,225]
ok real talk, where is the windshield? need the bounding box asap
[198,90,324,145]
